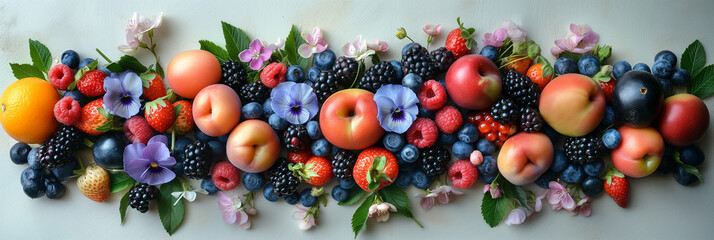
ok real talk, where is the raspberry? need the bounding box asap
[123,116,154,144]
[54,97,81,125]
[288,148,312,164]
[417,80,447,110]
[48,64,74,90]
[448,159,478,189]
[406,118,438,148]
[435,106,462,134]
[211,161,241,191]
[260,62,287,88]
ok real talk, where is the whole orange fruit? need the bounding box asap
[0,77,60,143]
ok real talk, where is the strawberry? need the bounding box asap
[77,69,107,97]
[76,164,111,202]
[75,98,111,135]
[526,63,554,92]
[145,98,175,133]
[445,17,476,59]
[288,148,312,164]
[172,100,195,133]
[352,147,399,192]
[141,73,166,101]
[592,65,616,104]
[604,168,630,208]
[504,56,533,75]
[293,156,333,186]
[599,78,616,104]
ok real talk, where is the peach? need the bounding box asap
[445,54,502,110]
[611,126,664,178]
[497,132,553,186]
[193,84,242,136]
[656,93,710,146]
[539,73,606,137]
[167,50,221,99]
[226,120,280,173]
[320,89,384,150]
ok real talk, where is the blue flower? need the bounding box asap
[374,84,419,133]
[271,82,319,124]
[123,135,176,185]
[103,70,143,119]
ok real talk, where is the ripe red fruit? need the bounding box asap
[144,99,175,133]
[288,148,312,164]
[353,147,399,192]
[604,168,630,208]
[299,156,333,186]
[418,80,447,110]
[211,161,241,191]
[406,118,438,148]
[48,64,74,90]
[142,73,166,101]
[435,106,462,134]
[445,18,476,59]
[449,159,478,189]
[599,77,616,105]
[54,96,81,125]
[526,63,554,92]
[172,100,195,133]
[504,57,532,75]
[260,62,287,88]
[123,116,154,144]
[75,98,110,136]
[77,70,107,97]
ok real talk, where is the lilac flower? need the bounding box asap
[263,38,285,51]
[103,70,143,119]
[298,27,328,58]
[374,84,419,133]
[118,12,163,53]
[368,202,397,222]
[482,28,508,47]
[367,40,389,52]
[239,39,273,70]
[218,192,255,229]
[500,20,527,42]
[534,189,547,212]
[123,135,176,185]
[551,23,599,56]
[484,183,502,199]
[422,24,442,36]
[291,205,317,230]
[547,181,576,211]
[271,82,319,125]
[504,207,532,225]
[417,185,464,210]
[342,35,375,61]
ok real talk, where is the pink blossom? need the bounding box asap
[297,27,328,58]
[342,35,375,61]
[239,39,273,70]
[569,196,592,217]
[547,181,575,211]
[483,183,502,199]
[422,24,442,36]
[482,28,507,47]
[551,23,600,56]
[263,38,285,51]
[500,20,527,42]
[504,207,533,225]
[291,205,317,230]
[118,12,163,54]
[367,40,389,52]
[368,202,397,222]
[534,189,547,212]
[217,192,254,229]
[417,185,463,210]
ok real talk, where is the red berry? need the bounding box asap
[288,148,312,164]
[142,73,166,101]
[123,116,154,144]
[48,64,74,90]
[53,96,81,125]
[353,147,399,192]
[211,161,241,191]
[260,62,287,88]
[417,80,447,110]
[77,70,107,97]
[406,118,438,148]
[445,29,470,59]
[302,156,333,186]
[448,160,478,189]
[435,106,462,134]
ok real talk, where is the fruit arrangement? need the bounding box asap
[2,13,712,237]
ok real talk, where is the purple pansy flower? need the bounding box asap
[374,84,419,134]
[123,135,176,185]
[239,39,272,70]
[271,82,319,125]
[103,70,143,119]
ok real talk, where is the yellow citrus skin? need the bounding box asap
[0,77,60,143]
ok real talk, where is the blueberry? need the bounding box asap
[299,189,317,207]
[401,42,418,55]
[601,129,621,149]
[93,133,129,169]
[389,60,403,79]
[51,157,79,181]
[78,58,95,69]
[477,156,497,176]
[21,167,44,183]
[560,164,584,184]
[674,166,698,186]
[383,133,405,152]
[633,63,651,73]
[411,170,433,189]
[542,124,561,144]
[194,129,217,142]
[554,57,577,75]
[330,145,341,156]
[10,142,31,165]
[475,138,496,155]
[311,138,331,157]
[399,162,418,172]
[418,106,434,118]
[25,148,41,169]
[658,78,673,97]
[670,68,691,86]
[263,99,274,116]
[173,137,193,162]
[306,121,322,139]
[680,145,705,167]
[339,179,356,189]
[218,134,230,144]
[479,172,497,184]
[207,141,225,160]
[452,141,473,159]
[307,67,321,82]
[172,161,185,176]
[656,145,676,175]
[480,46,499,63]
[400,144,419,163]
[269,114,289,131]
[284,192,300,205]
[303,80,314,88]
[44,175,66,199]
[438,132,457,146]
[263,184,280,202]
[613,60,632,79]
[584,160,605,177]
[63,90,86,106]
[331,186,349,202]
[654,50,677,68]
[314,49,336,70]
[402,73,423,93]
[242,102,263,119]
[534,169,558,189]
[577,55,600,77]
[20,168,45,198]
[581,176,604,197]
[100,67,111,75]
[242,172,266,192]
[201,178,220,195]
[652,59,674,78]
[551,150,568,173]
[60,50,80,69]
[457,123,478,144]
[394,171,412,189]
[286,65,304,82]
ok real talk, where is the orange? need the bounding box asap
[0,77,60,143]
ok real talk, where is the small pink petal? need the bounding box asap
[554,39,574,52]
[560,195,576,211]
[238,49,254,62]
[435,24,442,34]
[504,207,527,225]
[314,44,328,54]
[249,59,263,71]
[550,46,564,56]
[436,192,450,204]
[420,197,435,210]
[494,28,508,41]
[249,39,262,51]
[298,44,313,58]
[222,208,237,224]
[259,48,273,61]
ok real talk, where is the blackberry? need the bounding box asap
[502,69,540,107]
[283,124,310,153]
[268,158,301,197]
[238,81,270,104]
[401,43,437,80]
[519,107,544,132]
[332,56,361,87]
[36,125,83,168]
[331,150,357,181]
[490,98,521,125]
[220,60,248,92]
[128,183,159,213]
[183,141,212,179]
[564,136,603,165]
[313,71,343,103]
[420,146,451,177]
[429,47,455,73]
[358,61,399,92]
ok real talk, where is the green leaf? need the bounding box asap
[97,107,111,119]
[687,64,714,99]
[681,40,706,77]
[158,179,185,235]
[118,55,147,73]
[674,151,704,182]
[500,179,529,211]
[94,122,114,132]
[119,189,131,224]
[110,172,135,193]
[339,188,367,206]
[199,40,231,64]
[139,73,156,88]
[29,39,52,72]
[352,193,376,238]
[247,71,259,83]
[374,156,386,171]
[222,21,251,61]
[558,51,582,63]
[9,63,45,80]
[74,59,98,81]
[377,185,421,227]
[481,192,508,227]
[367,181,380,191]
[173,104,182,119]
[67,81,76,90]
[284,25,310,69]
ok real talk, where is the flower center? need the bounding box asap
[290,103,302,115]
[391,107,405,121]
[151,162,158,168]
[121,94,133,105]
[252,50,261,60]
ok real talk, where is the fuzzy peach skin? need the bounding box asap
[497,132,553,186]
[445,54,502,110]
[612,126,664,178]
[193,84,242,136]
[167,50,221,99]
[656,93,710,146]
[320,89,384,150]
[539,73,606,137]
[226,120,280,173]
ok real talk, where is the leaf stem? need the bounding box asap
[405,36,415,43]
[96,48,113,63]
[349,60,363,88]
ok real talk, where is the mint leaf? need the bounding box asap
[222,21,251,61]
[139,73,156,88]
[120,55,147,73]
[199,40,230,63]
[9,63,45,80]
[681,40,706,77]
[158,179,185,235]
[119,189,131,224]
[29,39,52,72]
[339,188,366,206]
[352,193,376,238]
[377,185,421,227]
[110,172,135,193]
[688,64,714,99]
[481,193,508,227]
[284,25,309,70]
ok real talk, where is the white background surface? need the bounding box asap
[1,0,713,239]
